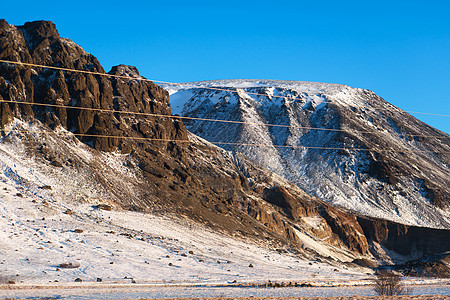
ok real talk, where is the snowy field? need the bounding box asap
[0,283,449,299]
[0,177,366,285]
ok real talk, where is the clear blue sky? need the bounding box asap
[3,0,450,133]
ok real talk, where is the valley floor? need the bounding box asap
[162,296,446,300]
[0,282,449,299]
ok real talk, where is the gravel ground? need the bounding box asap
[162,296,448,300]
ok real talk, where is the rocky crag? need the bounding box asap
[0,20,449,274]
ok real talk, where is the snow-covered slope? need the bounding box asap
[0,120,368,285]
[163,80,450,229]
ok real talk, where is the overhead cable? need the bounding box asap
[0,98,448,140]
[1,59,449,119]
[3,128,450,154]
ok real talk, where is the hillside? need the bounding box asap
[0,20,449,284]
[163,80,450,229]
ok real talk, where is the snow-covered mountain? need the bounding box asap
[163,80,450,229]
[1,20,449,285]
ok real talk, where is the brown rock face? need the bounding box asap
[0,20,187,153]
[245,198,303,246]
[358,217,450,257]
[264,186,317,220]
[263,186,369,255]
[320,206,369,254]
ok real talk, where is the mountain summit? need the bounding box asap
[163,79,450,228]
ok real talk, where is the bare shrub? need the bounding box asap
[59,262,80,269]
[0,275,15,285]
[374,270,409,296]
[96,204,112,211]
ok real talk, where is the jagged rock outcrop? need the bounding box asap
[264,186,317,220]
[320,206,368,254]
[357,217,450,257]
[0,20,187,153]
[261,186,369,254]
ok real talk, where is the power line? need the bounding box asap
[0,98,448,140]
[399,111,450,118]
[0,59,169,84]
[3,128,450,154]
[1,59,449,119]
[3,128,190,143]
[212,141,450,154]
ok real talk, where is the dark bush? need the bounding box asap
[374,271,409,296]
[59,262,80,269]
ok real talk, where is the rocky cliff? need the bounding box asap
[0,20,186,153]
